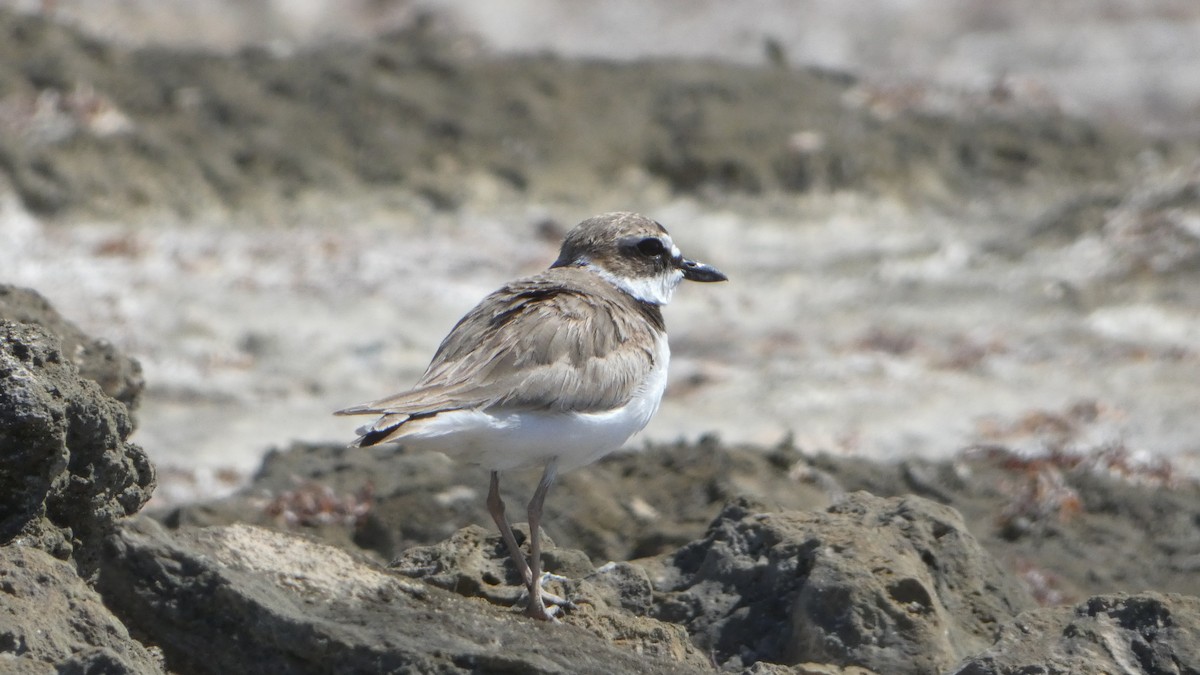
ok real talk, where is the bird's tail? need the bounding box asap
[336,407,410,448]
[353,422,403,448]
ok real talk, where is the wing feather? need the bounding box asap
[336,270,662,420]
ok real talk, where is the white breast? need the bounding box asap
[396,334,670,472]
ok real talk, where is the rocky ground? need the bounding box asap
[2,5,1200,674]
[4,288,1200,673]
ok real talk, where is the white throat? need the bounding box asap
[586,263,684,305]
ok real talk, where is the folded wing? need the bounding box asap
[335,273,662,444]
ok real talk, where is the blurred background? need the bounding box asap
[7,0,1200,134]
[1,0,1198,501]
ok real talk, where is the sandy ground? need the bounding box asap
[5,183,1199,489]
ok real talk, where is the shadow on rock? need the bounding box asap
[0,545,164,673]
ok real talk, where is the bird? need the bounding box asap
[336,211,727,620]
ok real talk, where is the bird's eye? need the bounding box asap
[637,238,665,257]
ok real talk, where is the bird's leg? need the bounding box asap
[524,458,560,620]
[487,469,571,616]
[486,471,533,586]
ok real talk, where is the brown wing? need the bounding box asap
[337,271,663,420]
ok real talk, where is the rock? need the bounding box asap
[742,664,879,675]
[157,438,832,564]
[155,438,1200,670]
[158,442,479,562]
[390,524,543,609]
[0,285,144,412]
[155,435,1200,641]
[0,545,165,674]
[392,523,710,670]
[649,493,1034,673]
[951,592,1200,674]
[804,452,1200,602]
[0,320,155,579]
[99,517,707,674]
[587,561,656,615]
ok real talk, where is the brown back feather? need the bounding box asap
[343,267,664,417]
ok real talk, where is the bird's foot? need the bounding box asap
[518,572,576,621]
[536,572,574,607]
[524,600,562,622]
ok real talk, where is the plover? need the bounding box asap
[337,211,726,620]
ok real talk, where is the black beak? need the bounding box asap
[678,257,728,282]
